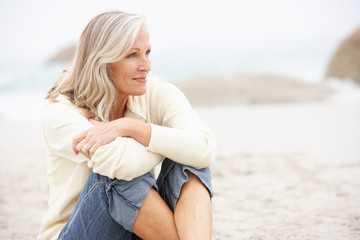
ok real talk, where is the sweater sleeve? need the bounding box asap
[44,99,163,181]
[146,81,217,168]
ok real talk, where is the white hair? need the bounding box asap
[47,10,147,121]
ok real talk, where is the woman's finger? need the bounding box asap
[81,145,91,160]
[76,135,91,153]
[83,138,96,158]
[72,131,87,154]
[89,140,101,159]
[77,135,98,160]
[77,140,91,160]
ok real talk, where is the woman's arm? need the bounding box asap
[72,118,151,159]
[145,80,218,169]
[44,98,163,181]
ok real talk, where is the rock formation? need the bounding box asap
[325,27,360,84]
[174,74,333,106]
[47,45,76,63]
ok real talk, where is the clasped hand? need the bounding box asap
[72,118,131,159]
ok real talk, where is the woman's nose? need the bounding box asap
[139,57,151,72]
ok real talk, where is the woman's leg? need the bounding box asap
[174,171,213,239]
[156,158,213,240]
[59,172,134,240]
[133,187,179,240]
[59,171,179,240]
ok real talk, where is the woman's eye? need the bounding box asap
[146,49,151,56]
[127,53,136,58]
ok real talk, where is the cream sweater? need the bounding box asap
[38,77,217,239]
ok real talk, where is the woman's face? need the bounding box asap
[109,26,151,97]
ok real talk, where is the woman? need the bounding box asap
[39,10,217,240]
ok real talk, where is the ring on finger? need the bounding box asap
[83,145,90,151]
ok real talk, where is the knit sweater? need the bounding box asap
[38,77,217,239]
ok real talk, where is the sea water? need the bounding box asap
[1,55,360,122]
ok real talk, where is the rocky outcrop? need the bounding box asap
[325,27,360,84]
[174,74,333,106]
[47,45,76,63]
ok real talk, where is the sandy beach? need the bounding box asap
[201,102,360,239]
[0,76,360,239]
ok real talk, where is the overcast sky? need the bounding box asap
[1,0,360,80]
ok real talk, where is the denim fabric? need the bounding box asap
[58,158,212,240]
[157,158,213,212]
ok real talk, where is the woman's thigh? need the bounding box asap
[156,158,213,212]
[59,171,156,240]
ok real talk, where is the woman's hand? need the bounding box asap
[72,118,151,159]
[72,118,129,159]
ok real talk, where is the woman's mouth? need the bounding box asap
[132,77,147,83]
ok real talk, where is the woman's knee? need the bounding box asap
[181,171,212,199]
[156,158,213,211]
[105,172,157,232]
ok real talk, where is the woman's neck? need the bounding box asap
[110,96,128,120]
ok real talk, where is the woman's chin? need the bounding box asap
[131,87,147,96]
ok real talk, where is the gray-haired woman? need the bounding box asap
[39,10,217,240]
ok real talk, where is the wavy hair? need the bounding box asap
[46,10,146,121]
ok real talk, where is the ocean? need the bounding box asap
[2,21,360,123]
[1,56,360,123]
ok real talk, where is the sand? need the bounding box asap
[0,76,360,239]
[199,103,360,239]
